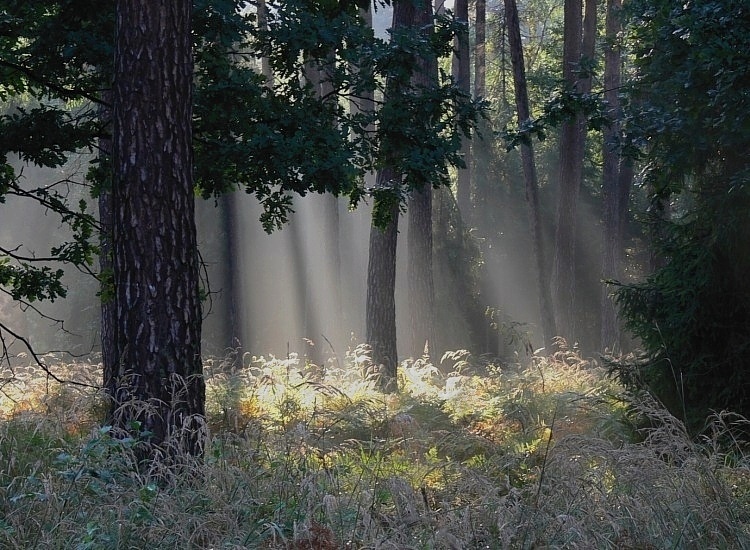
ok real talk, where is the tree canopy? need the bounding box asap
[0,0,482,365]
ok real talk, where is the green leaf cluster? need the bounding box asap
[0,257,65,302]
[0,0,484,304]
[502,86,608,151]
[194,0,483,230]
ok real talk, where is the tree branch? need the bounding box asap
[0,320,99,389]
[0,59,108,107]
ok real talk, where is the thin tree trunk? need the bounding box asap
[320,53,344,354]
[258,0,272,87]
[648,191,670,272]
[453,0,472,220]
[112,0,204,458]
[407,0,438,359]
[349,6,374,127]
[475,0,486,99]
[288,211,323,364]
[600,0,628,351]
[366,170,400,392]
[551,0,584,342]
[408,185,434,358]
[322,194,343,351]
[581,0,597,96]
[219,192,243,361]
[505,0,557,348]
[303,49,343,358]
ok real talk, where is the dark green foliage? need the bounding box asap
[611,0,750,432]
[614,188,750,430]
[244,0,483,229]
[0,258,65,302]
[0,0,483,315]
[0,0,108,309]
[502,86,609,151]
[0,106,96,168]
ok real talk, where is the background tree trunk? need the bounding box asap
[453,0,472,221]
[408,185,434,358]
[288,211,323,364]
[600,0,631,351]
[581,0,598,95]
[407,0,438,359]
[551,0,585,342]
[505,0,557,348]
[219,193,243,360]
[112,0,204,457]
[302,51,342,362]
[474,0,486,100]
[320,53,344,357]
[258,0,272,87]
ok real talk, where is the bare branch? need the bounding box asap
[0,287,72,334]
[0,320,99,389]
[6,181,101,233]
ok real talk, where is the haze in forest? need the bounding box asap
[0,0,559,368]
[3,0,748,442]
[1,153,553,366]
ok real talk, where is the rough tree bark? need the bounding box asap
[581,0,598,96]
[504,0,557,348]
[111,0,205,458]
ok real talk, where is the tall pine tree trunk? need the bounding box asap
[600,0,631,351]
[303,50,342,360]
[111,0,204,458]
[219,193,243,363]
[366,0,432,390]
[288,211,323,364]
[475,0,486,100]
[505,0,557,348]
[320,53,344,355]
[366,170,400,392]
[408,185,434,358]
[551,0,589,342]
[323,194,343,353]
[453,0,472,221]
[407,0,437,359]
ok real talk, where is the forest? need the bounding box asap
[0,0,749,547]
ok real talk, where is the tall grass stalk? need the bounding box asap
[0,345,748,548]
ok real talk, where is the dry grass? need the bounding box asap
[0,343,748,548]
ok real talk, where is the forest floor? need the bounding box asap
[1,343,749,549]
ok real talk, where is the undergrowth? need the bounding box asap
[0,343,748,548]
